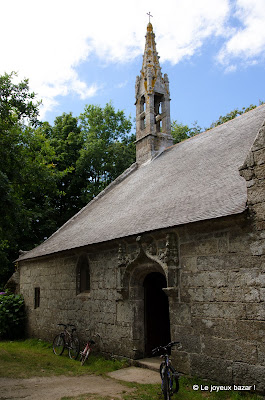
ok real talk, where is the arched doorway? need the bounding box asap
[143,272,171,356]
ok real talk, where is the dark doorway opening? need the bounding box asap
[143,272,171,356]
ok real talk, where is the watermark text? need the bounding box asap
[192,384,256,392]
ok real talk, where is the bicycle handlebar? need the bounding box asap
[152,341,180,354]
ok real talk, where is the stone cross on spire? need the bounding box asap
[147,12,153,23]
[135,22,172,165]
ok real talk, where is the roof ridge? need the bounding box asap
[171,103,265,147]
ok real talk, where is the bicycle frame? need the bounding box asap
[53,323,80,360]
[59,324,75,344]
[62,327,71,344]
[152,341,180,399]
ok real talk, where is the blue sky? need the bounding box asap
[1,0,265,131]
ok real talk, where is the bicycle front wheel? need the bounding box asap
[170,365,179,394]
[162,373,171,400]
[68,336,80,359]
[53,334,65,355]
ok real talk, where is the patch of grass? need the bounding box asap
[0,339,128,379]
[0,340,263,400]
[122,382,161,400]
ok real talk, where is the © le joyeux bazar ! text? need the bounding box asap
[193,384,256,392]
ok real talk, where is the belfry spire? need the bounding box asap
[141,22,162,93]
[135,22,172,165]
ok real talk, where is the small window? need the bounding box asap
[140,95,146,112]
[140,115,146,130]
[34,287,40,308]
[76,255,90,294]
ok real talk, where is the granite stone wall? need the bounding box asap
[19,245,133,357]
[19,205,264,391]
[171,214,264,392]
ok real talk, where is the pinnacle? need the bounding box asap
[147,22,153,32]
[142,22,160,73]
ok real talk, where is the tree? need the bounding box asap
[171,120,202,144]
[208,102,264,129]
[77,102,135,202]
[0,73,56,289]
[0,72,40,130]
[34,105,135,229]
[171,102,264,144]
[41,113,85,226]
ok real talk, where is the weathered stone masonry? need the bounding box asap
[20,207,265,390]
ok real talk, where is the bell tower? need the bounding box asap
[135,22,172,165]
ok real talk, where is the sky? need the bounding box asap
[1,0,265,131]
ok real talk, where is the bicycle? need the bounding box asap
[80,331,101,365]
[53,323,80,360]
[152,341,180,400]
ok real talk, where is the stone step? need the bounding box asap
[133,357,161,372]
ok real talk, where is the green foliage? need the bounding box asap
[0,74,135,288]
[172,102,264,145]
[0,73,58,288]
[77,102,135,202]
[0,293,25,339]
[171,120,202,144]
[0,339,128,378]
[39,105,135,227]
[208,101,264,129]
[38,113,85,226]
[0,71,40,129]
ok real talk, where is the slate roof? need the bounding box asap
[18,105,265,261]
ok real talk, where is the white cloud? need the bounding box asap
[154,0,230,64]
[217,0,265,66]
[1,0,99,117]
[115,81,128,89]
[1,0,264,118]
[224,64,237,74]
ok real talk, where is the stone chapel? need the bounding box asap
[17,22,265,391]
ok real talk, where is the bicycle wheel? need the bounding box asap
[162,372,171,400]
[80,348,91,366]
[53,334,65,355]
[68,336,80,359]
[169,365,179,394]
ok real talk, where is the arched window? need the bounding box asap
[76,255,90,294]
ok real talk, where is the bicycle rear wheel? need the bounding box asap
[80,348,91,365]
[53,334,65,355]
[68,336,80,359]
